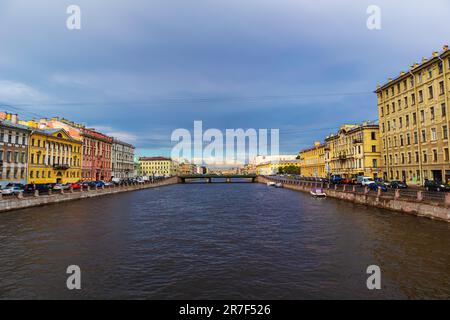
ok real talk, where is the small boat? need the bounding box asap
[267,182,276,186]
[310,187,326,197]
[274,182,283,188]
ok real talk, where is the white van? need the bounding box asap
[360,177,374,186]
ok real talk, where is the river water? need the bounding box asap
[0,183,449,299]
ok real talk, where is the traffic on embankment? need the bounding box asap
[0,177,179,213]
[258,175,450,223]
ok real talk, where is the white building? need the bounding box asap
[111,138,135,179]
[0,116,31,188]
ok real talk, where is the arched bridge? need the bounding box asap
[179,174,257,183]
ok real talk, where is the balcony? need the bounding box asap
[353,138,363,144]
[53,164,70,170]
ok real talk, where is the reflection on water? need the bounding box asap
[0,183,449,299]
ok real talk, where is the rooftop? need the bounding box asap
[139,156,172,161]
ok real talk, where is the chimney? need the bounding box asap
[11,114,18,124]
[387,77,392,82]
[432,51,439,57]
[422,57,428,63]
[443,44,449,51]
[400,71,406,76]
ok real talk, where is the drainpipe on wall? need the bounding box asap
[438,53,450,182]
[409,70,424,185]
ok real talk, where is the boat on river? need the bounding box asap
[310,187,326,197]
[267,182,276,186]
[274,183,283,188]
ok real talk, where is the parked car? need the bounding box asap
[103,181,114,187]
[360,177,375,186]
[5,183,25,189]
[53,183,71,190]
[330,176,342,184]
[70,182,82,190]
[24,183,52,193]
[88,181,105,188]
[368,182,388,192]
[1,186,24,195]
[341,178,352,185]
[390,181,408,189]
[424,180,450,192]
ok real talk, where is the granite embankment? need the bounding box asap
[0,177,179,213]
[257,176,450,222]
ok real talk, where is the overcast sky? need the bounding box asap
[0,0,449,157]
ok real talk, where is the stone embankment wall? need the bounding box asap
[257,176,450,223]
[0,177,179,213]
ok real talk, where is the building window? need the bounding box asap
[414,132,418,144]
[372,145,376,152]
[6,151,11,163]
[431,128,437,141]
[428,86,434,99]
[442,103,447,117]
[445,148,449,162]
[421,130,427,142]
[423,151,427,163]
[439,81,445,95]
[433,149,438,162]
[420,110,425,123]
[428,67,433,78]
[430,106,435,120]
[443,125,448,140]
[438,61,443,74]
[371,132,376,140]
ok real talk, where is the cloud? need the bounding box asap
[0,80,50,104]
[0,0,449,154]
[90,125,138,144]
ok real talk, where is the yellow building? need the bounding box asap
[255,159,301,175]
[299,141,326,178]
[139,156,177,177]
[28,128,82,184]
[376,45,450,184]
[325,122,381,179]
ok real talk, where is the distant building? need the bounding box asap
[111,138,135,179]
[139,156,177,177]
[298,141,326,178]
[254,155,301,175]
[0,113,31,187]
[179,162,196,175]
[325,122,381,179]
